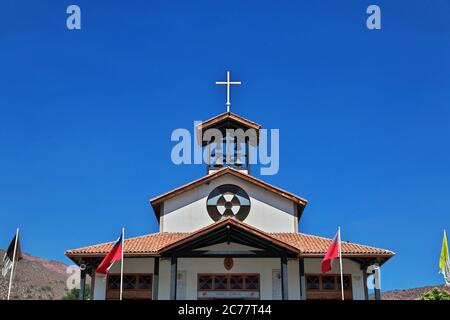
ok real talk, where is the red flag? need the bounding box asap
[96,234,123,274]
[321,230,340,273]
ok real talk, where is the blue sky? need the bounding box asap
[0,1,449,291]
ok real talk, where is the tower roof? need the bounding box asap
[196,112,261,146]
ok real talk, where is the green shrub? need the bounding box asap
[62,284,90,300]
[418,287,450,300]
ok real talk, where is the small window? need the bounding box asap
[107,276,120,290]
[123,275,137,290]
[306,276,320,290]
[230,275,244,290]
[199,275,213,290]
[337,276,352,290]
[322,276,335,290]
[214,275,228,290]
[244,275,259,290]
[138,275,152,290]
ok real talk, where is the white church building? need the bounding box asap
[66,78,394,300]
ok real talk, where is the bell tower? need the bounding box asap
[196,72,261,174]
[196,112,261,175]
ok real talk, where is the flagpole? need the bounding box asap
[338,226,344,301]
[7,228,19,301]
[120,227,124,301]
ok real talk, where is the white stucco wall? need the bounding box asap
[92,256,366,300]
[161,174,297,233]
[93,274,106,300]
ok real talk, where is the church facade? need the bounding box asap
[66,109,394,301]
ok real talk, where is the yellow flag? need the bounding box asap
[440,230,449,272]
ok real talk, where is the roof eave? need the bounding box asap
[196,112,262,131]
[299,253,395,263]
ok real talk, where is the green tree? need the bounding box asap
[62,284,90,300]
[418,287,450,300]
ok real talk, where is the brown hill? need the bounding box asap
[372,285,450,300]
[0,249,70,300]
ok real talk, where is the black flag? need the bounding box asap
[2,234,22,278]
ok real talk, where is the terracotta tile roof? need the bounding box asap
[65,232,189,257]
[270,233,394,257]
[66,219,394,259]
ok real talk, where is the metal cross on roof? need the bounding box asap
[215,71,242,113]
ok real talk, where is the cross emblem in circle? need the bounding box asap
[207,185,251,221]
[217,192,242,216]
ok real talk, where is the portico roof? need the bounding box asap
[65,218,395,262]
[158,217,301,256]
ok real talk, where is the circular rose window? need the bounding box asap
[206,184,251,221]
